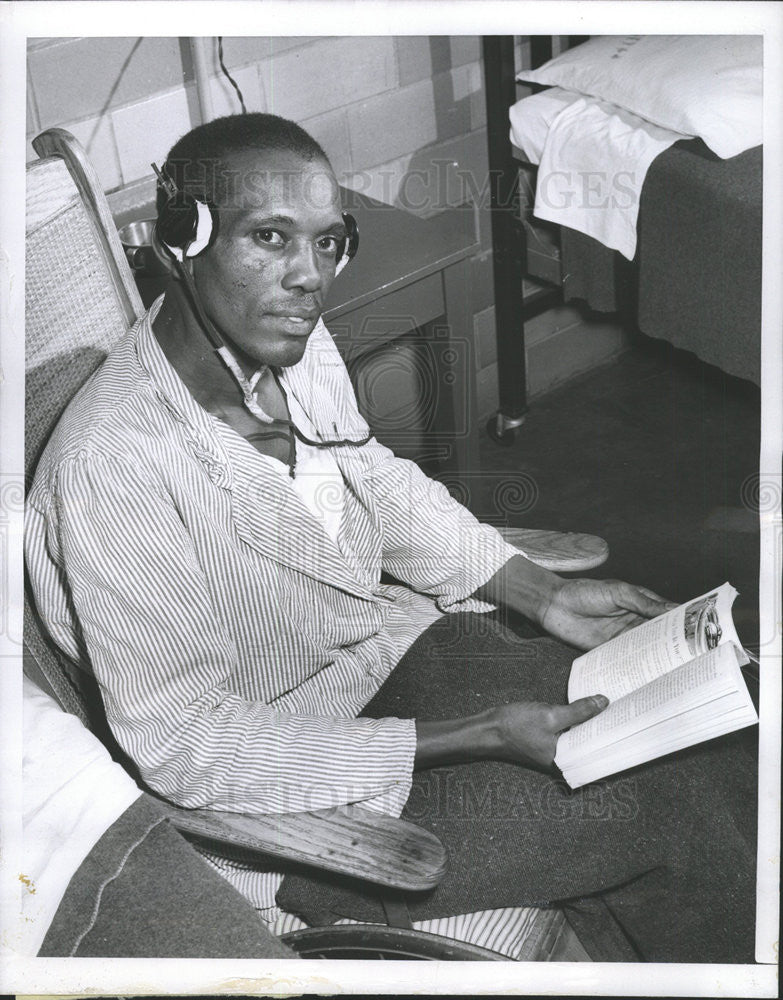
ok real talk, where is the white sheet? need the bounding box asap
[509,91,686,260]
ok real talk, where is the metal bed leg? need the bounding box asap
[482,36,528,445]
[487,410,526,445]
[482,35,583,445]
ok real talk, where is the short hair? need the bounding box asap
[156,113,331,214]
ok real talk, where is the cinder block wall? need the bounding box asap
[27,36,625,416]
[26,37,488,189]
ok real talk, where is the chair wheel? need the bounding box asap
[281,924,508,961]
[486,415,517,446]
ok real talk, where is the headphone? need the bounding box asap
[150,162,370,471]
[152,162,359,274]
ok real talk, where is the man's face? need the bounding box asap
[191,147,345,369]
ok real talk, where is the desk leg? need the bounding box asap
[442,258,481,480]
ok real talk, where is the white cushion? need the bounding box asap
[516,35,762,159]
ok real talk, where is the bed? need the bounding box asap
[482,35,763,438]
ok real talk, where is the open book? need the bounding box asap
[554,583,758,789]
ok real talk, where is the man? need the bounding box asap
[25,114,756,961]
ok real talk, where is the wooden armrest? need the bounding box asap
[499,527,609,572]
[156,797,447,892]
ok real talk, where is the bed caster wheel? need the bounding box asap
[486,412,524,446]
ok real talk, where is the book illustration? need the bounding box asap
[682,592,722,657]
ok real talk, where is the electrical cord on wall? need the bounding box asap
[217,37,248,113]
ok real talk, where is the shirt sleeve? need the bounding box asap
[25,452,415,817]
[354,442,520,613]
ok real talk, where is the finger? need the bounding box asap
[634,585,679,612]
[634,585,674,604]
[552,694,608,731]
[616,582,677,618]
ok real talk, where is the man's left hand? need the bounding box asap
[540,578,677,650]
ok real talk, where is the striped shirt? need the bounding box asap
[26,296,519,921]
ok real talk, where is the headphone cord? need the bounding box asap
[174,259,372,474]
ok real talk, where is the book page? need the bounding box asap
[560,691,758,790]
[572,690,754,770]
[568,582,741,702]
[555,642,755,786]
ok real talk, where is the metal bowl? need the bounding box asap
[118,218,156,247]
[117,218,169,275]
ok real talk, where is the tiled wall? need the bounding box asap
[28,35,604,421]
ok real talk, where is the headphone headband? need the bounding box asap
[152,160,358,271]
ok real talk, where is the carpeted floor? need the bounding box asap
[475,334,762,650]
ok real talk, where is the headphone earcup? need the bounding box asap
[157,194,218,262]
[157,193,199,251]
[336,212,359,274]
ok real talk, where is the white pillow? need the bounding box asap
[516,35,762,159]
[509,87,581,163]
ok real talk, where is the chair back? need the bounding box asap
[25,129,146,729]
[26,128,144,476]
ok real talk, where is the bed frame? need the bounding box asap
[481,36,587,443]
[481,34,762,437]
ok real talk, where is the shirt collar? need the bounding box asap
[134,294,230,476]
[132,296,365,473]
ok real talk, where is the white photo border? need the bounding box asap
[1,1,780,995]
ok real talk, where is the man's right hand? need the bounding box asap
[414,695,608,771]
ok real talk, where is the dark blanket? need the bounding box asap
[277,613,758,963]
[561,141,762,385]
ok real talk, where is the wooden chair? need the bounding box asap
[24,127,594,961]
